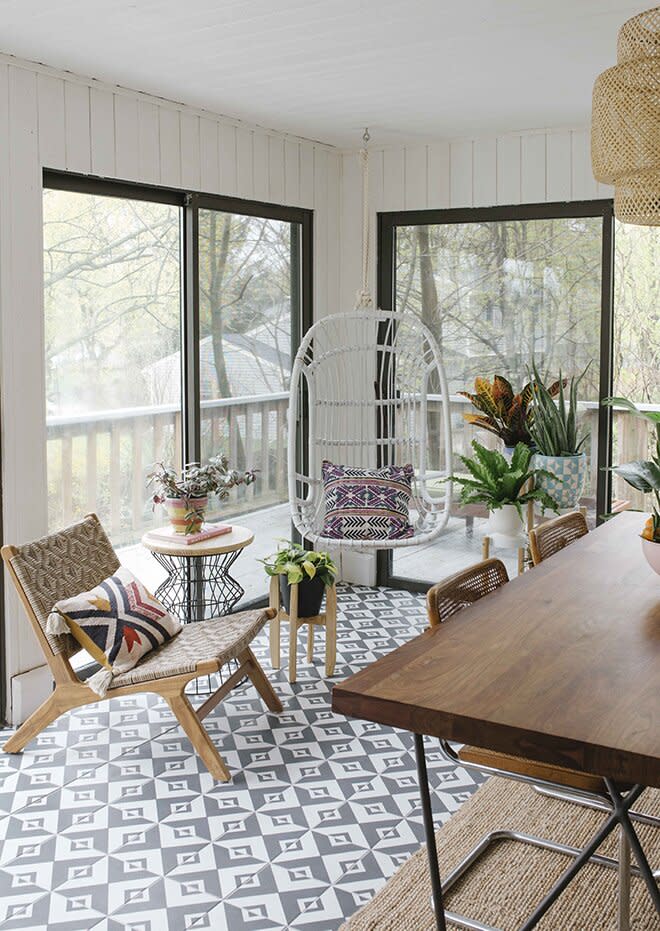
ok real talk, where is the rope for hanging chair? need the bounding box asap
[354,130,373,310]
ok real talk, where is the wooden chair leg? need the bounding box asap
[4,690,62,753]
[482,536,491,559]
[269,576,281,669]
[325,584,337,677]
[239,647,283,713]
[288,582,299,684]
[306,623,314,663]
[163,688,231,782]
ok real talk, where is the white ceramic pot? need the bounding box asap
[641,537,660,576]
[487,503,524,538]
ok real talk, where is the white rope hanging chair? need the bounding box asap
[287,131,453,550]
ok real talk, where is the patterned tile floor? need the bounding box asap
[0,585,482,931]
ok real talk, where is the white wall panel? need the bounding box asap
[90,88,115,177]
[450,140,473,207]
[497,134,521,205]
[546,129,572,202]
[0,54,339,719]
[521,133,546,203]
[404,145,427,210]
[427,142,450,208]
[64,81,90,174]
[473,137,497,207]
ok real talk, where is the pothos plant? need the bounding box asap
[459,375,563,448]
[449,441,560,518]
[260,542,337,587]
[604,397,660,543]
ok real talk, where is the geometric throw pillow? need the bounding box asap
[46,567,182,697]
[321,460,415,541]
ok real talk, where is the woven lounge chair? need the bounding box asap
[1,514,282,781]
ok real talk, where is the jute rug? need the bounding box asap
[341,777,660,930]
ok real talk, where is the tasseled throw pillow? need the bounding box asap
[321,460,415,541]
[46,567,182,697]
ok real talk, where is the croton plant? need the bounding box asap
[459,375,563,448]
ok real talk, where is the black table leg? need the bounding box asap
[605,779,660,914]
[414,733,447,931]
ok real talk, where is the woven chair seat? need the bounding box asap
[109,608,270,689]
[459,745,614,795]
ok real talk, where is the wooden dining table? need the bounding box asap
[332,512,660,930]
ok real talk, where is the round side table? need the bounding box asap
[141,525,254,623]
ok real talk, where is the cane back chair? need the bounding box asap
[426,558,658,930]
[528,510,589,566]
[1,514,282,782]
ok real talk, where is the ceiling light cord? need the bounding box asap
[354,127,374,309]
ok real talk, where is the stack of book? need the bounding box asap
[148,523,233,545]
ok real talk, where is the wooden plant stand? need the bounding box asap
[268,577,337,684]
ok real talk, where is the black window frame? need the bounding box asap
[41,169,313,612]
[376,199,615,591]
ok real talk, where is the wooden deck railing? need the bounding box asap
[47,392,290,546]
[47,392,657,545]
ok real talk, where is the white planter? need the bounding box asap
[486,504,525,540]
[641,537,660,576]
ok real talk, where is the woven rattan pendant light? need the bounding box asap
[592,6,660,225]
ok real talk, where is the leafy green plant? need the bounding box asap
[260,542,338,586]
[147,454,256,504]
[604,396,660,542]
[449,441,560,518]
[459,374,563,447]
[527,362,590,456]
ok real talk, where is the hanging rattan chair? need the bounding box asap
[287,308,453,549]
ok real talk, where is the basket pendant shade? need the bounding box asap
[592,6,660,225]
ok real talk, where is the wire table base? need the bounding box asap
[150,549,247,695]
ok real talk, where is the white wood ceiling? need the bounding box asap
[0,0,647,147]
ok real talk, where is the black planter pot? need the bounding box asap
[279,574,325,617]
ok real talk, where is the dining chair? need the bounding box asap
[528,510,589,566]
[427,558,657,931]
[1,514,283,782]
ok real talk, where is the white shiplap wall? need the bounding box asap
[0,54,341,716]
[338,129,613,310]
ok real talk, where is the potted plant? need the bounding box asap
[147,455,256,534]
[604,396,660,575]
[449,441,560,538]
[459,374,563,457]
[261,542,338,617]
[527,362,591,510]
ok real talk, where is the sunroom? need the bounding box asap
[0,3,658,930]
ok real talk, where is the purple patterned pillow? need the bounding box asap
[321,460,415,541]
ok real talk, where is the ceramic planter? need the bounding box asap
[164,495,208,534]
[532,452,587,509]
[486,503,525,539]
[641,537,660,576]
[280,574,325,616]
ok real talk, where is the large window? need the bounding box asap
[43,175,311,606]
[378,201,658,588]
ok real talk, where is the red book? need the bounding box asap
[148,523,233,545]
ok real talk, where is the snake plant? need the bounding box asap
[527,362,591,457]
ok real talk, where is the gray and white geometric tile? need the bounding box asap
[0,585,482,930]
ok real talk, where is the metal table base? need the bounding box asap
[414,736,660,931]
